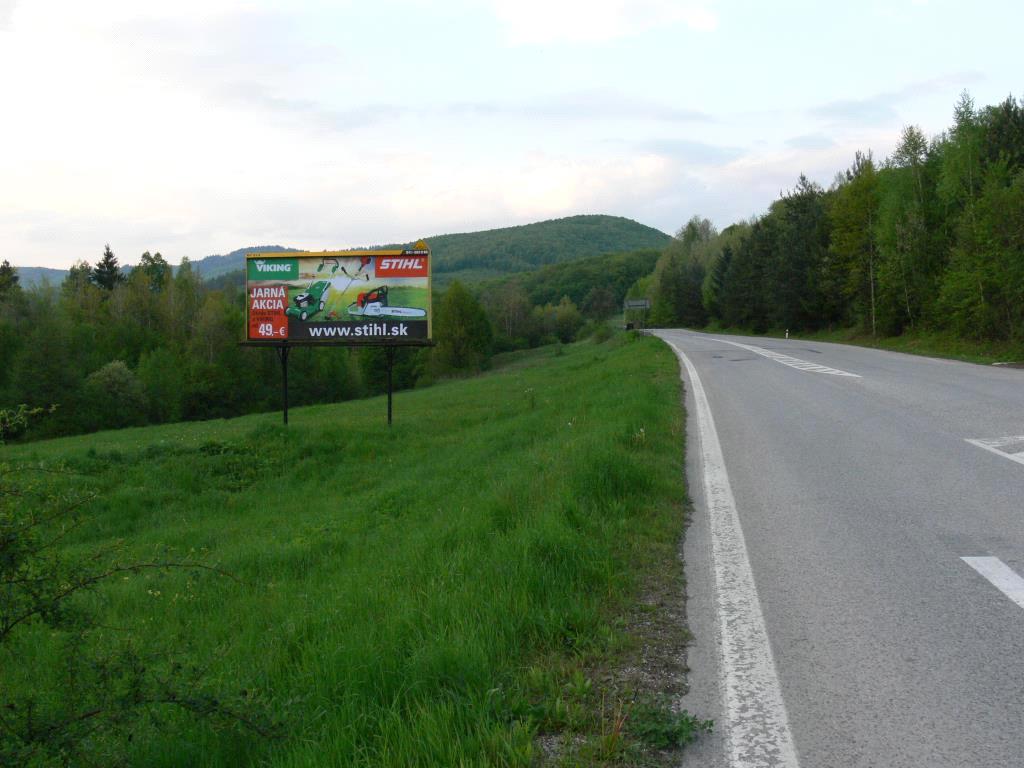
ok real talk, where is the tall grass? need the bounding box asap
[1,334,686,766]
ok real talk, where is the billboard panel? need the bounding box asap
[246,243,432,343]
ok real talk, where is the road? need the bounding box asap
[655,330,1024,768]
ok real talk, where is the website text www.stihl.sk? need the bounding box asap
[306,323,410,338]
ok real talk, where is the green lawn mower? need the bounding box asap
[285,280,331,321]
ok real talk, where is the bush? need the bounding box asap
[433,281,494,373]
[591,323,613,343]
[0,464,277,765]
[80,360,148,432]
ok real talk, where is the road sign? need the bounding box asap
[624,299,651,310]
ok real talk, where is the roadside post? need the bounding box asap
[240,242,435,426]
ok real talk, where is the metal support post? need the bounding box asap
[276,343,290,425]
[386,346,395,427]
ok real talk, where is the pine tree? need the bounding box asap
[0,260,20,301]
[92,245,126,290]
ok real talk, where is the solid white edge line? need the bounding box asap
[965,438,1024,468]
[661,335,801,768]
[961,557,1024,611]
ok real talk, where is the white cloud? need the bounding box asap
[488,0,717,45]
[0,0,17,28]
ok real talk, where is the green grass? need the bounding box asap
[1,334,690,766]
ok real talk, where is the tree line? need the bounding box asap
[0,240,651,441]
[0,248,509,441]
[644,93,1024,343]
[476,248,660,350]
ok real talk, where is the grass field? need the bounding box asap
[1,334,699,766]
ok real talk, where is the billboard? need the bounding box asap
[246,243,431,343]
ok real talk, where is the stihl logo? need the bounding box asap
[377,256,428,277]
[380,258,423,270]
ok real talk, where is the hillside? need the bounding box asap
[12,266,70,287]
[191,245,304,279]
[13,215,670,287]
[414,214,670,276]
[203,215,669,287]
[477,247,661,309]
[0,337,705,765]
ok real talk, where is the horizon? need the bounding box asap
[2,0,1021,269]
[7,212,670,272]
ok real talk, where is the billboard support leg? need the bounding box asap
[386,346,395,427]
[276,343,290,425]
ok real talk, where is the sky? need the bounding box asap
[1,0,1021,269]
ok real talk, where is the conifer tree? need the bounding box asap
[92,244,126,290]
[0,260,19,300]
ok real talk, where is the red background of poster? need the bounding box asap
[248,285,288,339]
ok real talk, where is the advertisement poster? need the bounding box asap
[246,244,431,343]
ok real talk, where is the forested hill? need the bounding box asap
[192,246,303,279]
[10,266,67,286]
[406,215,670,278]
[201,214,670,282]
[16,215,670,287]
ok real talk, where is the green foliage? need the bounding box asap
[479,248,659,348]
[628,699,713,749]
[410,214,670,281]
[643,218,715,329]
[137,348,187,423]
[6,221,664,441]
[0,405,48,443]
[480,248,660,309]
[433,280,494,372]
[0,465,276,765]
[531,296,584,343]
[0,337,707,765]
[581,285,617,320]
[92,244,126,291]
[830,151,880,334]
[0,260,19,301]
[138,250,170,292]
[161,218,670,290]
[81,360,148,431]
[682,92,1024,347]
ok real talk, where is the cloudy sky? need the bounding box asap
[2,0,1021,269]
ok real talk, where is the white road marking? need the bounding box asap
[964,436,1024,468]
[961,557,1024,611]
[661,336,800,768]
[720,340,861,378]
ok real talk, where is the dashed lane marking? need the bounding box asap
[961,557,1024,611]
[965,436,1024,468]
[719,340,861,378]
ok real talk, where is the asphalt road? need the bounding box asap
[655,330,1024,768]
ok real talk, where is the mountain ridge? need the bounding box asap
[13,214,671,287]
